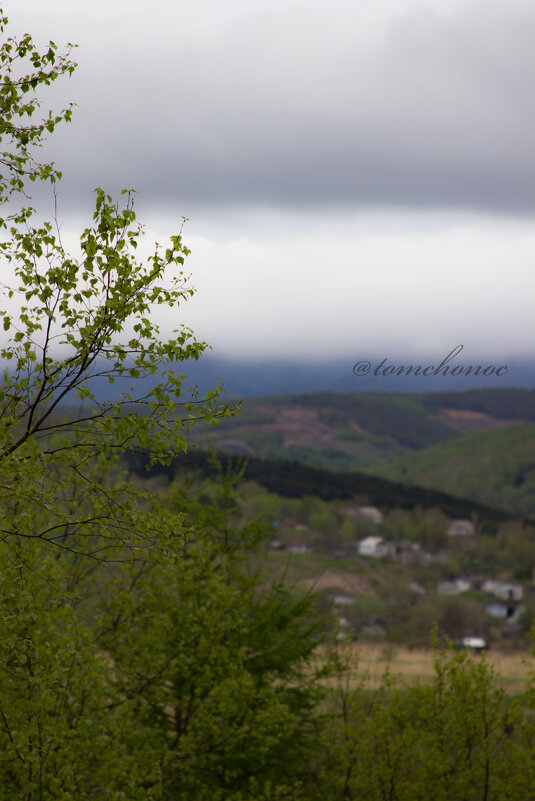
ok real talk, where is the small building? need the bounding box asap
[358,506,384,525]
[461,636,487,652]
[448,519,475,537]
[486,602,509,620]
[481,580,523,602]
[358,536,389,558]
[332,594,354,608]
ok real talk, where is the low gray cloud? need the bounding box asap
[6,2,535,363]
[25,0,535,214]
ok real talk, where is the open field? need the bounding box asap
[333,643,534,695]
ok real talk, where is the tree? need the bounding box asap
[320,638,523,801]
[0,9,75,203]
[0,14,330,799]
[0,536,162,800]
[0,10,233,557]
[91,466,328,800]
[0,449,329,798]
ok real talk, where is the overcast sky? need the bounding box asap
[6,0,535,362]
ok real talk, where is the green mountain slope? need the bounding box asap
[419,388,535,420]
[369,424,535,518]
[188,393,461,471]
[189,389,533,471]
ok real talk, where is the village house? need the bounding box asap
[486,601,522,622]
[481,579,523,602]
[480,580,524,622]
[461,636,487,652]
[332,594,354,608]
[358,536,389,558]
[358,506,384,525]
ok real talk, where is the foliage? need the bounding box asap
[0,10,76,202]
[390,596,489,646]
[320,638,528,801]
[382,507,449,549]
[97,469,328,800]
[0,11,233,556]
[0,537,160,800]
[0,459,329,799]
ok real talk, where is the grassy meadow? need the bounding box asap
[349,643,533,695]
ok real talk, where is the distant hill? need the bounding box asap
[60,385,535,518]
[188,388,534,471]
[419,388,535,421]
[368,424,535,519]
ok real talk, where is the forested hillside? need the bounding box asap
[184,389,535,516]
[126,448,515,525]
[188,388,532,470]
[370,424,535,518]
